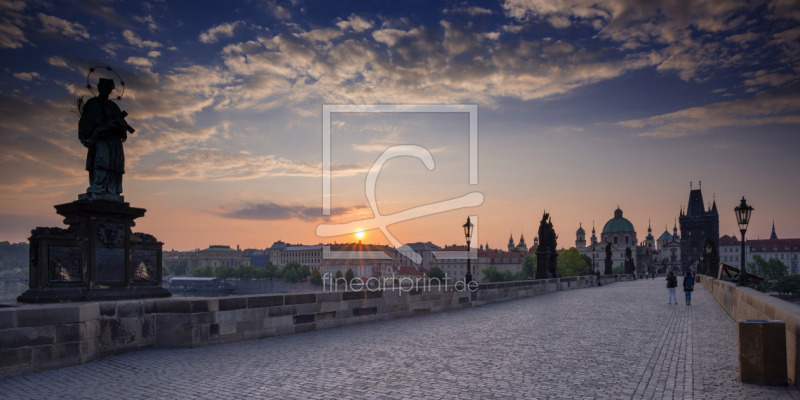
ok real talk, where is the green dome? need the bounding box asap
[576,224,585,235]
[602,208,635,234]
[657,231,672,241]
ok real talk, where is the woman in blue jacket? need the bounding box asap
[683,271,695,305]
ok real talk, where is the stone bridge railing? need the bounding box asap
[698,274,800,387]
[0,274,635,378]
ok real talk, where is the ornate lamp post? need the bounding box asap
[463,217,474,284]
[734,197,754,286]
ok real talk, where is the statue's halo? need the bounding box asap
[85,65,126,101]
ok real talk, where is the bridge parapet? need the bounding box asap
[699,274,800,387]
[0,274,635,378]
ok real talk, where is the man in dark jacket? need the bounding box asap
[666,271,678,304]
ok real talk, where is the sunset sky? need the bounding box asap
[1,0,799,251]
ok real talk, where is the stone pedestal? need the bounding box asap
[18,199,171,303]
[738,319,788,386]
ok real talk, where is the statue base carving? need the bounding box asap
[17,197,171,303]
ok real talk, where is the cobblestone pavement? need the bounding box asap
[2,279,799,399]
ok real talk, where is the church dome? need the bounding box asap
[657,231,672,242]
[602,208,635,234]
[576,224,585,235]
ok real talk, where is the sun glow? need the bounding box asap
[355,230,365,239]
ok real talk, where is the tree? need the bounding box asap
[237,265,262,280]
[581,254,593,274]
[427,266,445,280]
[0,241,28,272]
[612,265,625,275]
[345,268,355,283]
[522,255,537,278]
[263,262,280,280]
[191,266,213,277]
[513,271,529,281]
[279,262,311,282]
[215,266,236,279]
[557,248,587,277]
[309,268,323,286]
[482,266,515,283]
[171,260,188,276]
[334,270,344,285]
[747,255,789,292]
[161,264,173,276]
[773,275,800,299]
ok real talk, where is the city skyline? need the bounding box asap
[1,1,799,251]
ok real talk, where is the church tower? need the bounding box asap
[770,221,778,240]
[645,220,655,251]
[575,223,586,248]
[679,181,719,274]
[518,234,527,250]
[507,234,515,252]
[590,221,597,245]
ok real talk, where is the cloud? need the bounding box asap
[199,21,244,44]
[266,0,291,20]
[0,0,28,48]
[219,202,360,221]
[135,152,368,181]
[75,0,130,28]
[122,29,162,48]
[125,56,152,68]
[501,0,795,83]
[619,83,800,138]
[301,28,343,43]
[38,13,89,40]
[443,6,493,16]
[215,19,663,109]
[336,14,373,32]
[12,71,39,81]
[0,93,86,196]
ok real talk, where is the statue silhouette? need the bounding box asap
[78,78,133,197]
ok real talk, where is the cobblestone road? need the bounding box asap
[2,279,799,399]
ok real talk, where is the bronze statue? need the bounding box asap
[78,78,134,196]
[536,211,560,279]
[604,242,613,275]
[624,246,636,276]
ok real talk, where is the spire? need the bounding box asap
[648,219,652,233]
[592,220,595,234]
[711,193,718,214]
[770,220,778,240]
[673,218,679,240]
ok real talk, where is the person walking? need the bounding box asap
[683,270,695,305]
[666,271,678,304]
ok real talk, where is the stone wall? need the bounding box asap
[698,274,800,386]
[0,274,633,378]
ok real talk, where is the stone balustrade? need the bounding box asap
[0,274,634,378]
[698,274,800,387]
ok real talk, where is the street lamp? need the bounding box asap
[591,247,596,275]
[734,196,754,286]
[463,217,474,284]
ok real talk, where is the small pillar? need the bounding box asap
[738,319,788,386]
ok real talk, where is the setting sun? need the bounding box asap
[355,230,365,239]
